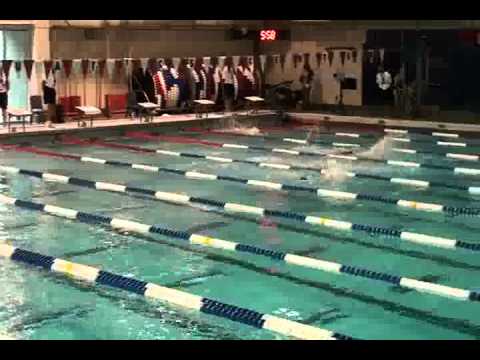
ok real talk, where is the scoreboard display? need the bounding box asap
[260,29,277,41]
[230,28,290,41]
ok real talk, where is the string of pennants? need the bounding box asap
[0,49,363,81]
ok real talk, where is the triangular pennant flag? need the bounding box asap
[98,59,106,78]
[352,49,358,63]
[293,54,299,68]
[340,51,346,66]
[2,60,12,78]
[62,60,73,78]
[327,51,334,67]
[23,60,34,80]
[322,53,327,63]
[259,55,266,72]
[14,61,22,73]
[81,59,89,78]
[379,48,385,64]
[35,61,44,80]
[316,52,322,68]
[107,59,116,78]
[279,54,286,72]
[347,52,351,61]
[44,60,53,78]
[303,53,310,66]
[274,55,280,64]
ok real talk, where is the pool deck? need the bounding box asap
[0,110,277,142]
[289,112,480,135]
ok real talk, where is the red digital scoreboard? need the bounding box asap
[260,29,277,41]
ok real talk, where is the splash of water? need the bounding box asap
[357,137,388,160]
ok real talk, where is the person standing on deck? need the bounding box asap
[221,63,235,113]
[299,65,314,110]
[0,74,9,125]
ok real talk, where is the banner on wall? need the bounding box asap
[81,59,89,78]
[327,51,334,67]
[44,60,54,78]
[23,60,34,80]
[2,60,12,78]
[340,51,346,66]
[62,60,72,78]
[315,52,321,68]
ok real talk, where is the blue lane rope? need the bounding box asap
[129,132,480,176]
[0,194,478,303]
[2,165,479,252]
[0,244,351,340]
[3,145,480,198]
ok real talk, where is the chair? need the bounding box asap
[105,94,127,118]
[30,96,46,124]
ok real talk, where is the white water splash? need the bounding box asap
[357,137,388,160]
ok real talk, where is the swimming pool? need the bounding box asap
[1,118,480,340]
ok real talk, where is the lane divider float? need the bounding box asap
[126,132,480,176]
[392,148,480,163]
[2,144,480,198]
[125,131,360,157]
[0,194,478,302]
[0,243,349,340]
[2,165,479,252]
[181,128,369,147]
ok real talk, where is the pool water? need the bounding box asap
[1,122,480,339]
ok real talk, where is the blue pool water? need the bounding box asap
[1,122,480,339]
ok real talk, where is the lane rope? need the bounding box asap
[0,243,349,340]
[127,131,480,176]
[0,194,478,302]
[2,144,480,199]
[3,164,479,252]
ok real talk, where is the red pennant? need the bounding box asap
[340,51,346,66]
[2,60,12,78]
[81,59,89,78]
[44,60,53,78]
[303,53,310,67]
[98,60,106,78]
[23,60,34,79]
[62,60,73,78]
[316,53,322,68]
[327,51,334,67]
